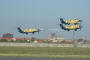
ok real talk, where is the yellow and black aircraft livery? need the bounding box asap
[17,27,41,35]
[60,24,82,31]
[60,18,82,25]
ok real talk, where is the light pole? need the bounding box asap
[73,30,78,48]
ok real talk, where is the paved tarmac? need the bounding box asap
[0,56,89,60]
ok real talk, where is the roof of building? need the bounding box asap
[0,37,30,40]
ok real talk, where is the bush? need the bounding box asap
[61,40,65,44]
[15,39,26,43]
[0,39,8,42]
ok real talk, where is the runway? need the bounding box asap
[0,56,89,60]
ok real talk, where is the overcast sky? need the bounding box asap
[0,0,90,40]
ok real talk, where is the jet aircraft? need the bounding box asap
[17,27,41,35]
[60,18,82,25]
[60,24,82,31]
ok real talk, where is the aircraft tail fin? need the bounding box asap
[60,24,64,29]
[17,27,24,33]
[60,18,65,24]
[60,24,69,31]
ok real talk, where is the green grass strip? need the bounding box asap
[0,54,90,58]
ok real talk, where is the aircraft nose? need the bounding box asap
[79,20,82,22]
[38,29,41,31]
[38,28,44,31]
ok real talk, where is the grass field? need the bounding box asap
[0,46,90,58]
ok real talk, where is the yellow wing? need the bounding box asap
[23,28,37,32]
[70,19,79,24]
[65,25,79,29]
[65,19,79,24]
